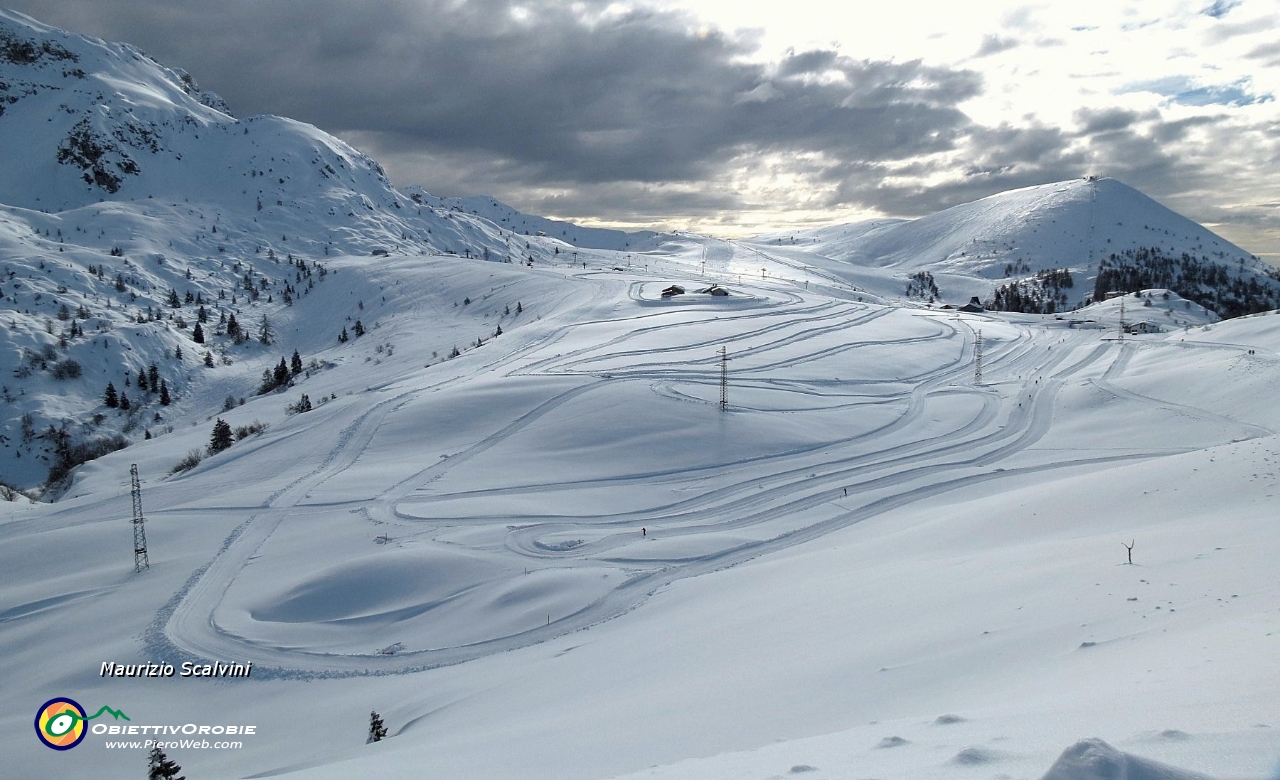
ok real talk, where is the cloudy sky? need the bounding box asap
[9,0,1280,258]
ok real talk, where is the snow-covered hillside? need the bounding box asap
[4,247,1280,779]
[0,8,569,262]
[405,188,661,251]
[0,8,608,492]
[752,178,1280,315]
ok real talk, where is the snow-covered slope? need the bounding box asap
[404,188,661,251]
[751,178,1280,315]
[4,252,1280,779]
[1069,288,1219,331]
[0,8,597,492]
[0,8,567,263]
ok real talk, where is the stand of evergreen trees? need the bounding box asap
[986,268,1074,314]
[905,271,939,301]
[257,350,305,395]
[1092,247,1280,318]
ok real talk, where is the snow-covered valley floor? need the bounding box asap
[4,249,1280,779]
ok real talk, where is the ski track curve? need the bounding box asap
[151,282,1255,678]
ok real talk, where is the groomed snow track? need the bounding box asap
[146,263,1272,679]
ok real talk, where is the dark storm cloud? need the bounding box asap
[822,122,1088,216]
[1201,13,1279,43]
[775,48,841,77]
[1074,107,1154,136]
[975,34,1019,57]
[1147,115,1225,146]
[527,181,750,226]
[5,0,1272,256]
[1246,39,1280,67]
[816,105,1250,227]
[7,0,981,190]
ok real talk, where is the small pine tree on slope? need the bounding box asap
[148,746,185,780]
[367,710,388,743]
[209,418,233,453]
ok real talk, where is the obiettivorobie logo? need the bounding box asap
[35,697,129,750]
[36,696,258,752]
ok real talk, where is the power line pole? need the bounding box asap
[1118,296,1125,341]
[974,329,983,386]
[718,346,729,411]
[130,464,149,572]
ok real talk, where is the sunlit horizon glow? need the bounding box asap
[560,0,1279,255]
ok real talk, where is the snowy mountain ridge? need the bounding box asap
[752,178,1280,315]
[0,7,598,492]
[404,187,660,252]
[0,7,532,261]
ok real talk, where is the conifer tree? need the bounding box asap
[273,358,290,388]
[353,320,365,337]
[339,327,348,343]
[104,382,119,408]
[290,349,303,375]
[136,369,148,392]
[226,314,240,339]
[204,351,215,367]
[120,392,130,411]
[148,364,160,391]
[209,418,233,453]
[147,745,185,780]
[258,314,274,345]
[367,711,388,743]
[159,380,171,406]
[193,322,204,344]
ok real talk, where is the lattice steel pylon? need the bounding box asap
[718,346,729,411]
[130,464,149,572]
[974,329,984,386]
